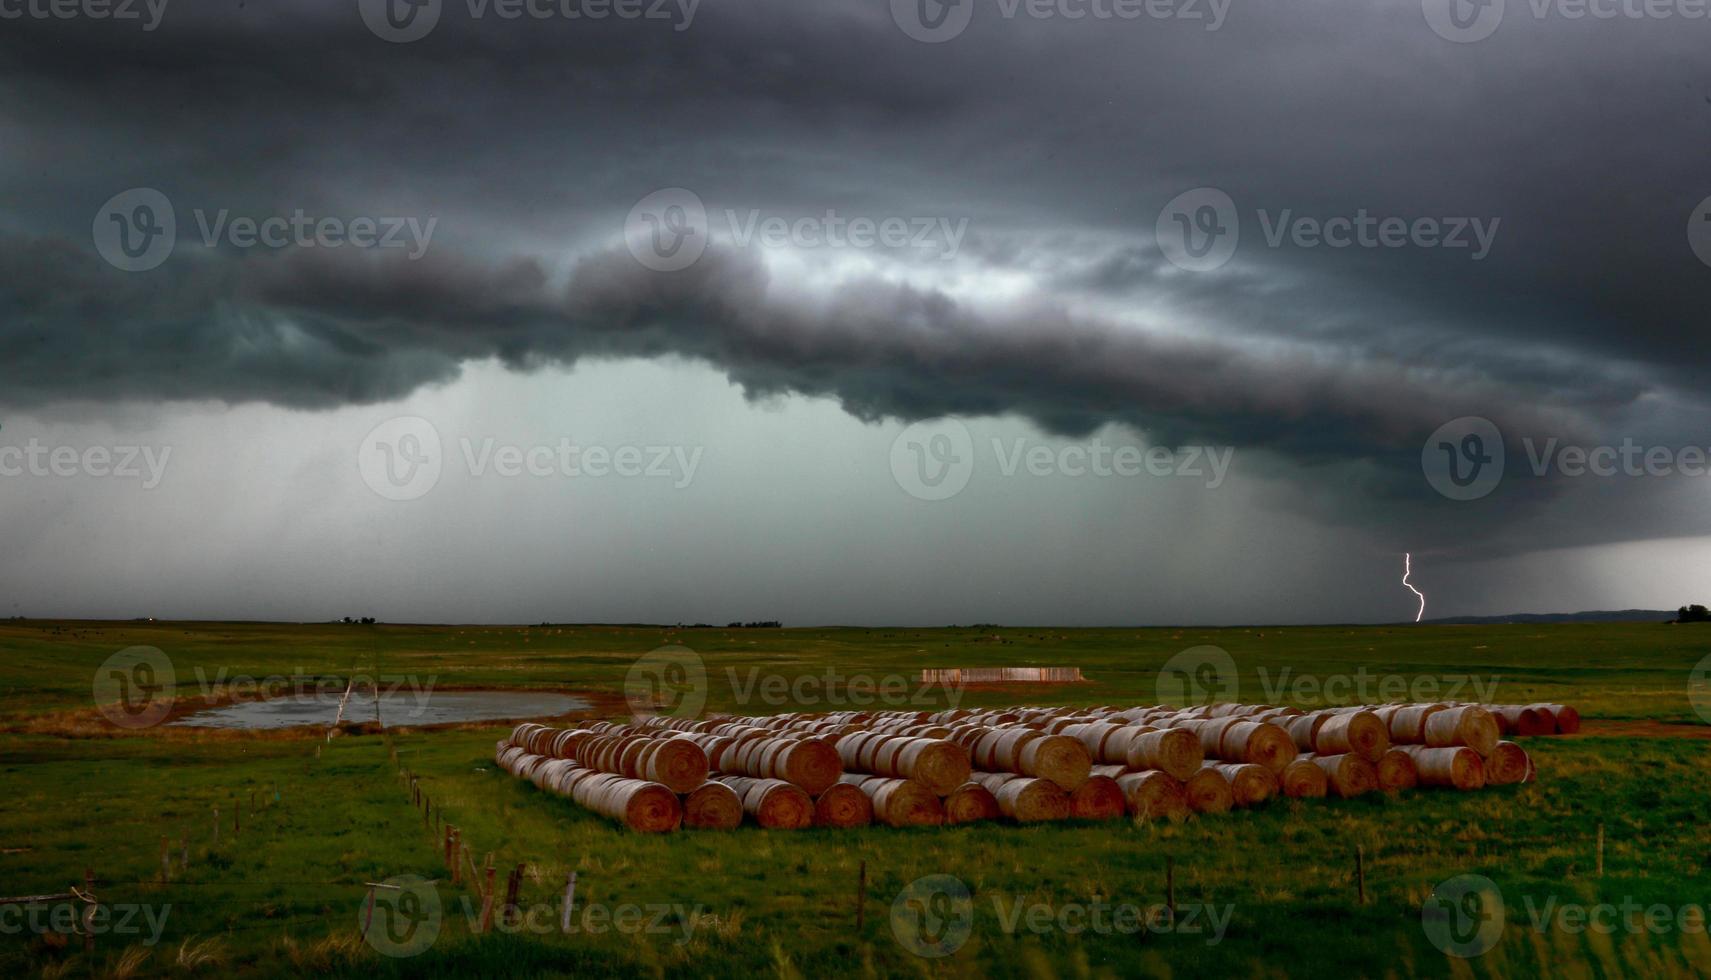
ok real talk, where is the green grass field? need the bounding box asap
[3,620,1710,978]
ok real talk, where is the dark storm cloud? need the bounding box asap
[4,0,1710,553]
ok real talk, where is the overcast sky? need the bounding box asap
[4,0,1711,624]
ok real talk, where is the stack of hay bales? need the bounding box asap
[492,699,1569,832]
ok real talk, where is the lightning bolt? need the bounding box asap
[1403,552,1425,623]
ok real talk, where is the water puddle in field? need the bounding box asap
[170,690,589,729]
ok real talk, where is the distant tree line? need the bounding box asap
[340,616,377,625]
[726,621,782,629]
[1676,605,1710,623]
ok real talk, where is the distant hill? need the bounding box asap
[1424,609,1676,625]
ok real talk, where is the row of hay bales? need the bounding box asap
[496,700,1572,832]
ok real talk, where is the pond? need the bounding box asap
[170,690,589,729]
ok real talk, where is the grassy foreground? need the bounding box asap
[2,620,1710,978]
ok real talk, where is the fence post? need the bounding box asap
[212,806,220,847]
[478,856,496,934]
[856,860,866,934]
[503,864,523,927]
[159,836,170,885]
[361,884,377,938]
[82,869,96,955]
[1597,823,1605,878]
[1356,846,1366,905]
[1166,856,1175,917]
[561,871,577,934]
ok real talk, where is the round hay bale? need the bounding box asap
[635,737,710,794]
[1062,722,1122,760]
[1375,748,1419,792]
[1125,728,1203,781]
[1068,775,1126,821]
[1183,766,1234,814]
[1115,771,1190,822]
[1211,762,1276,807]
[1285,712,1332,753]
[715,775,814,829]
[1483,741,1530,786]
[1314,710,1389,762]
[1487,705,1553,737]
[1397,745,1485,790]
[1016,734,1092,791]
[988,775,1070,823]
[573,774,681,833]
[1218,721,1297,774]
[1424,705,1500,756]
[1307,753,1378,798]
[1279,758,1328,798]
[943,782,1002,825]
[1386,704,1448,744]
[681,781,743,830]
[813,782,875,828]
[893,739,972,796]
[988,729,1043,772]
[1189,717,1242,758]
[856,776,945,828]
[1538,703,1580,734]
